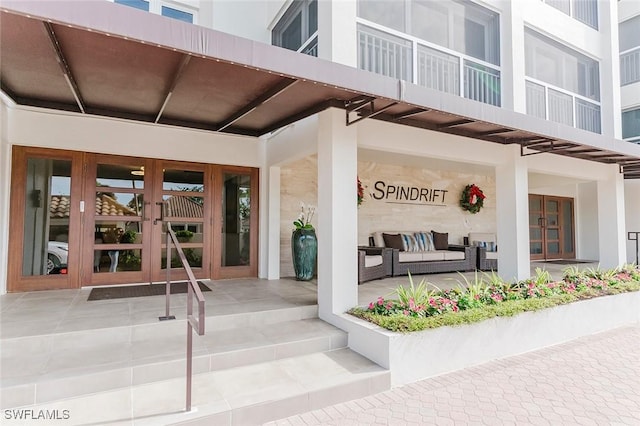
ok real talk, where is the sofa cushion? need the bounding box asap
[383,233,404,251]
[421,251,446,261]
[431,231,449,250]
[443,250,465,261]
[364,255,383,268]
[486,252,498,260]
[398,252,424,262]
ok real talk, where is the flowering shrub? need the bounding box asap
[350,264,640,332]
[357,177,364,206]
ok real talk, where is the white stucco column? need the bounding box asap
[495,146,530,282]
[317,0,357,66]
[317,108,358,320]
[0,102,10,294]
[597,167,627,268]
[266,165,281,279]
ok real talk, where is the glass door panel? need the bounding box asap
[8,147,82,291]
[153,164,210,282]
[216,167,258,279]
[529,194,544,260]
[22,158,72,276]
[85,156,152,285]
[222,173,251,267]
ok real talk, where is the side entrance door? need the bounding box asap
[529,194,575,260]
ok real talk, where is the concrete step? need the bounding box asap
[1,312,350,409]
[4,348,390,426]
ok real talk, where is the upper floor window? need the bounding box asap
[114,0,196,24]
[622,108,640,143]
[541,0,598,29]
[524,28,601,133]
[115,0,149,11]
[272,0,318,57]
[161,5,193,23]
[358,0,500,66]
[620,15,640,86]
[525,28,599,101]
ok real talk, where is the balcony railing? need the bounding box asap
[359,26,412,81]
[621,47,640,86]
[543,0,598,29]
[359,24,501,107]
[299,34,318,57]
[526,79,601,133]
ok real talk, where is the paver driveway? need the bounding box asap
[267,325,640,425]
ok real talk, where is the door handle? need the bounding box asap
[538,217,546,228]
[142,201,150,221]
[154,202,165,224]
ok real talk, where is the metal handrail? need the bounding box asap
[163,221,205,413]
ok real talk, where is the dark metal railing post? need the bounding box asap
[628,232,640,265]
[186,281,194,411]
[157,221,206,412]
[159,221,176,321]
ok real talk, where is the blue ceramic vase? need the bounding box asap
[292,228,317,281]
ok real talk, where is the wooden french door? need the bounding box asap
[9,147,259,291]
[83,155,213,285]
[529,195,575,260]
[7,147,83,292]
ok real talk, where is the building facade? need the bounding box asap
[1,0,639,328]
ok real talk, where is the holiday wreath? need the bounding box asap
[460,184,486,214]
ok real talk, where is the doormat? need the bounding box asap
[538,260,595,265]
[87,281,211,301]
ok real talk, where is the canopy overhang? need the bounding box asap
[2,0,640,178]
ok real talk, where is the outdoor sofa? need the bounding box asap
[357,247,393,284]
[372,231,476,276]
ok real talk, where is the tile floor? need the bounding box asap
[1,261,597,337]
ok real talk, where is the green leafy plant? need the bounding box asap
[394,273,439,307]
[350,264,640,333]
[175,229,194,240]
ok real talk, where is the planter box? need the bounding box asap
[338,292,640,386]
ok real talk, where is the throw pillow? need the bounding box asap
[414,232,426,251]
[382,233,404,251]
[402,233,419,252]
[431,230,449,250]
[426,232,436,251]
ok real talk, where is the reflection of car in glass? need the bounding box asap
[47,241,68,274]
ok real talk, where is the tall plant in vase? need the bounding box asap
[292,203,317,281]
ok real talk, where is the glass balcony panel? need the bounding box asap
[526,81,546,119]
[547,89,573,127]
[546,0,570,15]
[463,60,501,107]
[573,0,598,29]
[358,25,412,81]
[621,49,640,86]
[575,99,601,134]
[416,45,459,95]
